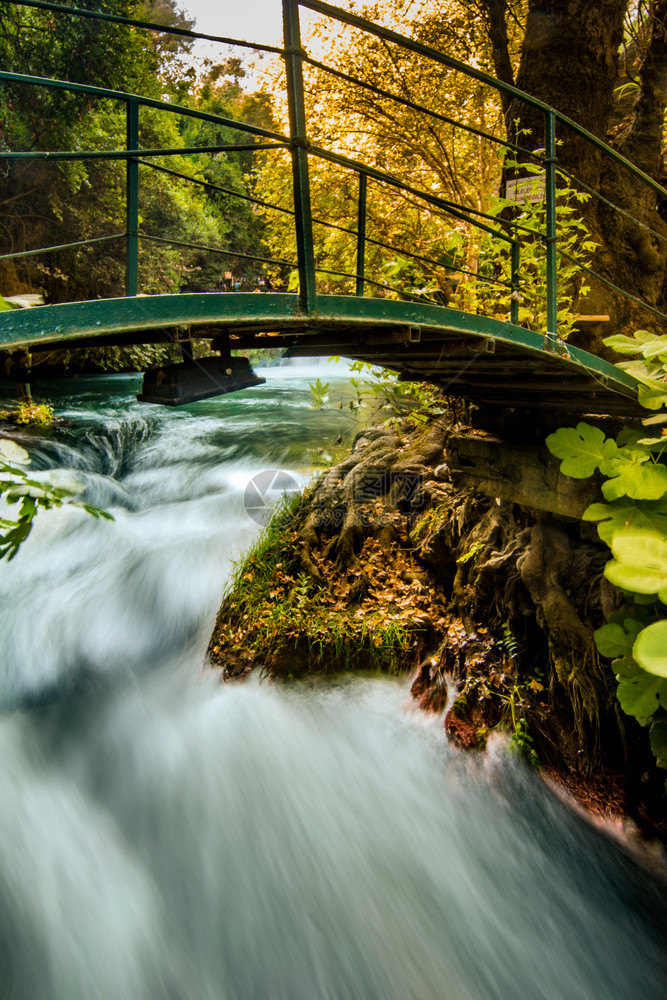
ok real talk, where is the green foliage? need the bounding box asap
[594,618,641,658]
[451,160,595,338]
[604,530,667,601]
[456,539,484,566]
[607,328,667,416]
[599,449,667,500]
[494,623,540,765]
[307,360,445,426]
[633,622,667,678]
[342,361,446,424]
[650,716,667,768]
[216,492,413,676]
[0,438,112,560]
[0,3,271,311]
[583,497,667,546]
[614,80,641,101]
[0,399,54,426]
[508,710,539,765]
[309,378,330,409]
[411,503,450,543]
[604,329,667,359]
[548,327,667,781]
[545,422,616,478]
[498,622,520,661]
[616,665,667,720]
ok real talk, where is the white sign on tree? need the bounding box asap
[505,172,546,204]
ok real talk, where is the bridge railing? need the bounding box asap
[292,0,667,343]
[2,0,667,353]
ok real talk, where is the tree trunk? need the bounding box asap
[599,0,667,333]
[477,0,516,113]
[507,0,627,181]
[498,0,667,348]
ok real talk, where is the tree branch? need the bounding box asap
[475,0,516,114]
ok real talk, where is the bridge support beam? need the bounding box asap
[446,429,599,519]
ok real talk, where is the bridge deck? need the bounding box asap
[0,293,643,417]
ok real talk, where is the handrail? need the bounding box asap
[2,144,287,161]
[1,0,285,55]
[0,234,124,262]
[0,70,289,143]
[139,161,511,289]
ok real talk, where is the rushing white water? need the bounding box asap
[0,365,665,1000]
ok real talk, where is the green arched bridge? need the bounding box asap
[1,0,662,415]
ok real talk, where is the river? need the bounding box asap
[0,362,665,1000]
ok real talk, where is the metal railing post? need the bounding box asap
[125,98,139,296]
[544,109,557,346]
[282,0,317,312]
[355,171,367,296]
[510,240,520,325]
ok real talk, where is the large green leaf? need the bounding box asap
[616,428,644,448]
[594,620,641,658]
[638,381,667,411]
[649,716,667,769]
[613,654,640,678]
[637,436,667,447]
[605,529,667,601]
[583,498,667,545]
[603,329,656,356]
[599,448,667,500]
[617,358,666,381]
[633,621,667,678]
[545,423,616,478]
[616,670,667,720]
[641,338,667,361]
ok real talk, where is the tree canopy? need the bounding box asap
[0,0,273,306]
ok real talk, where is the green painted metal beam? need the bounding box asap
[0,294,302,346]
[125,100,140,297]
[0,71,287,144]
[282,0,317,312]
[0,293,641,412]
[356,172,367,298]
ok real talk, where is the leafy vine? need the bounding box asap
[546,329,667,781]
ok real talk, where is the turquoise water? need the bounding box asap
[0,364,665,1000]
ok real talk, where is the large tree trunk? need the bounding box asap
[599,0,667,332]
[499,0,667,348]
[508,0,627,182]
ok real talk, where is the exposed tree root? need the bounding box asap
[208,408,667,837]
